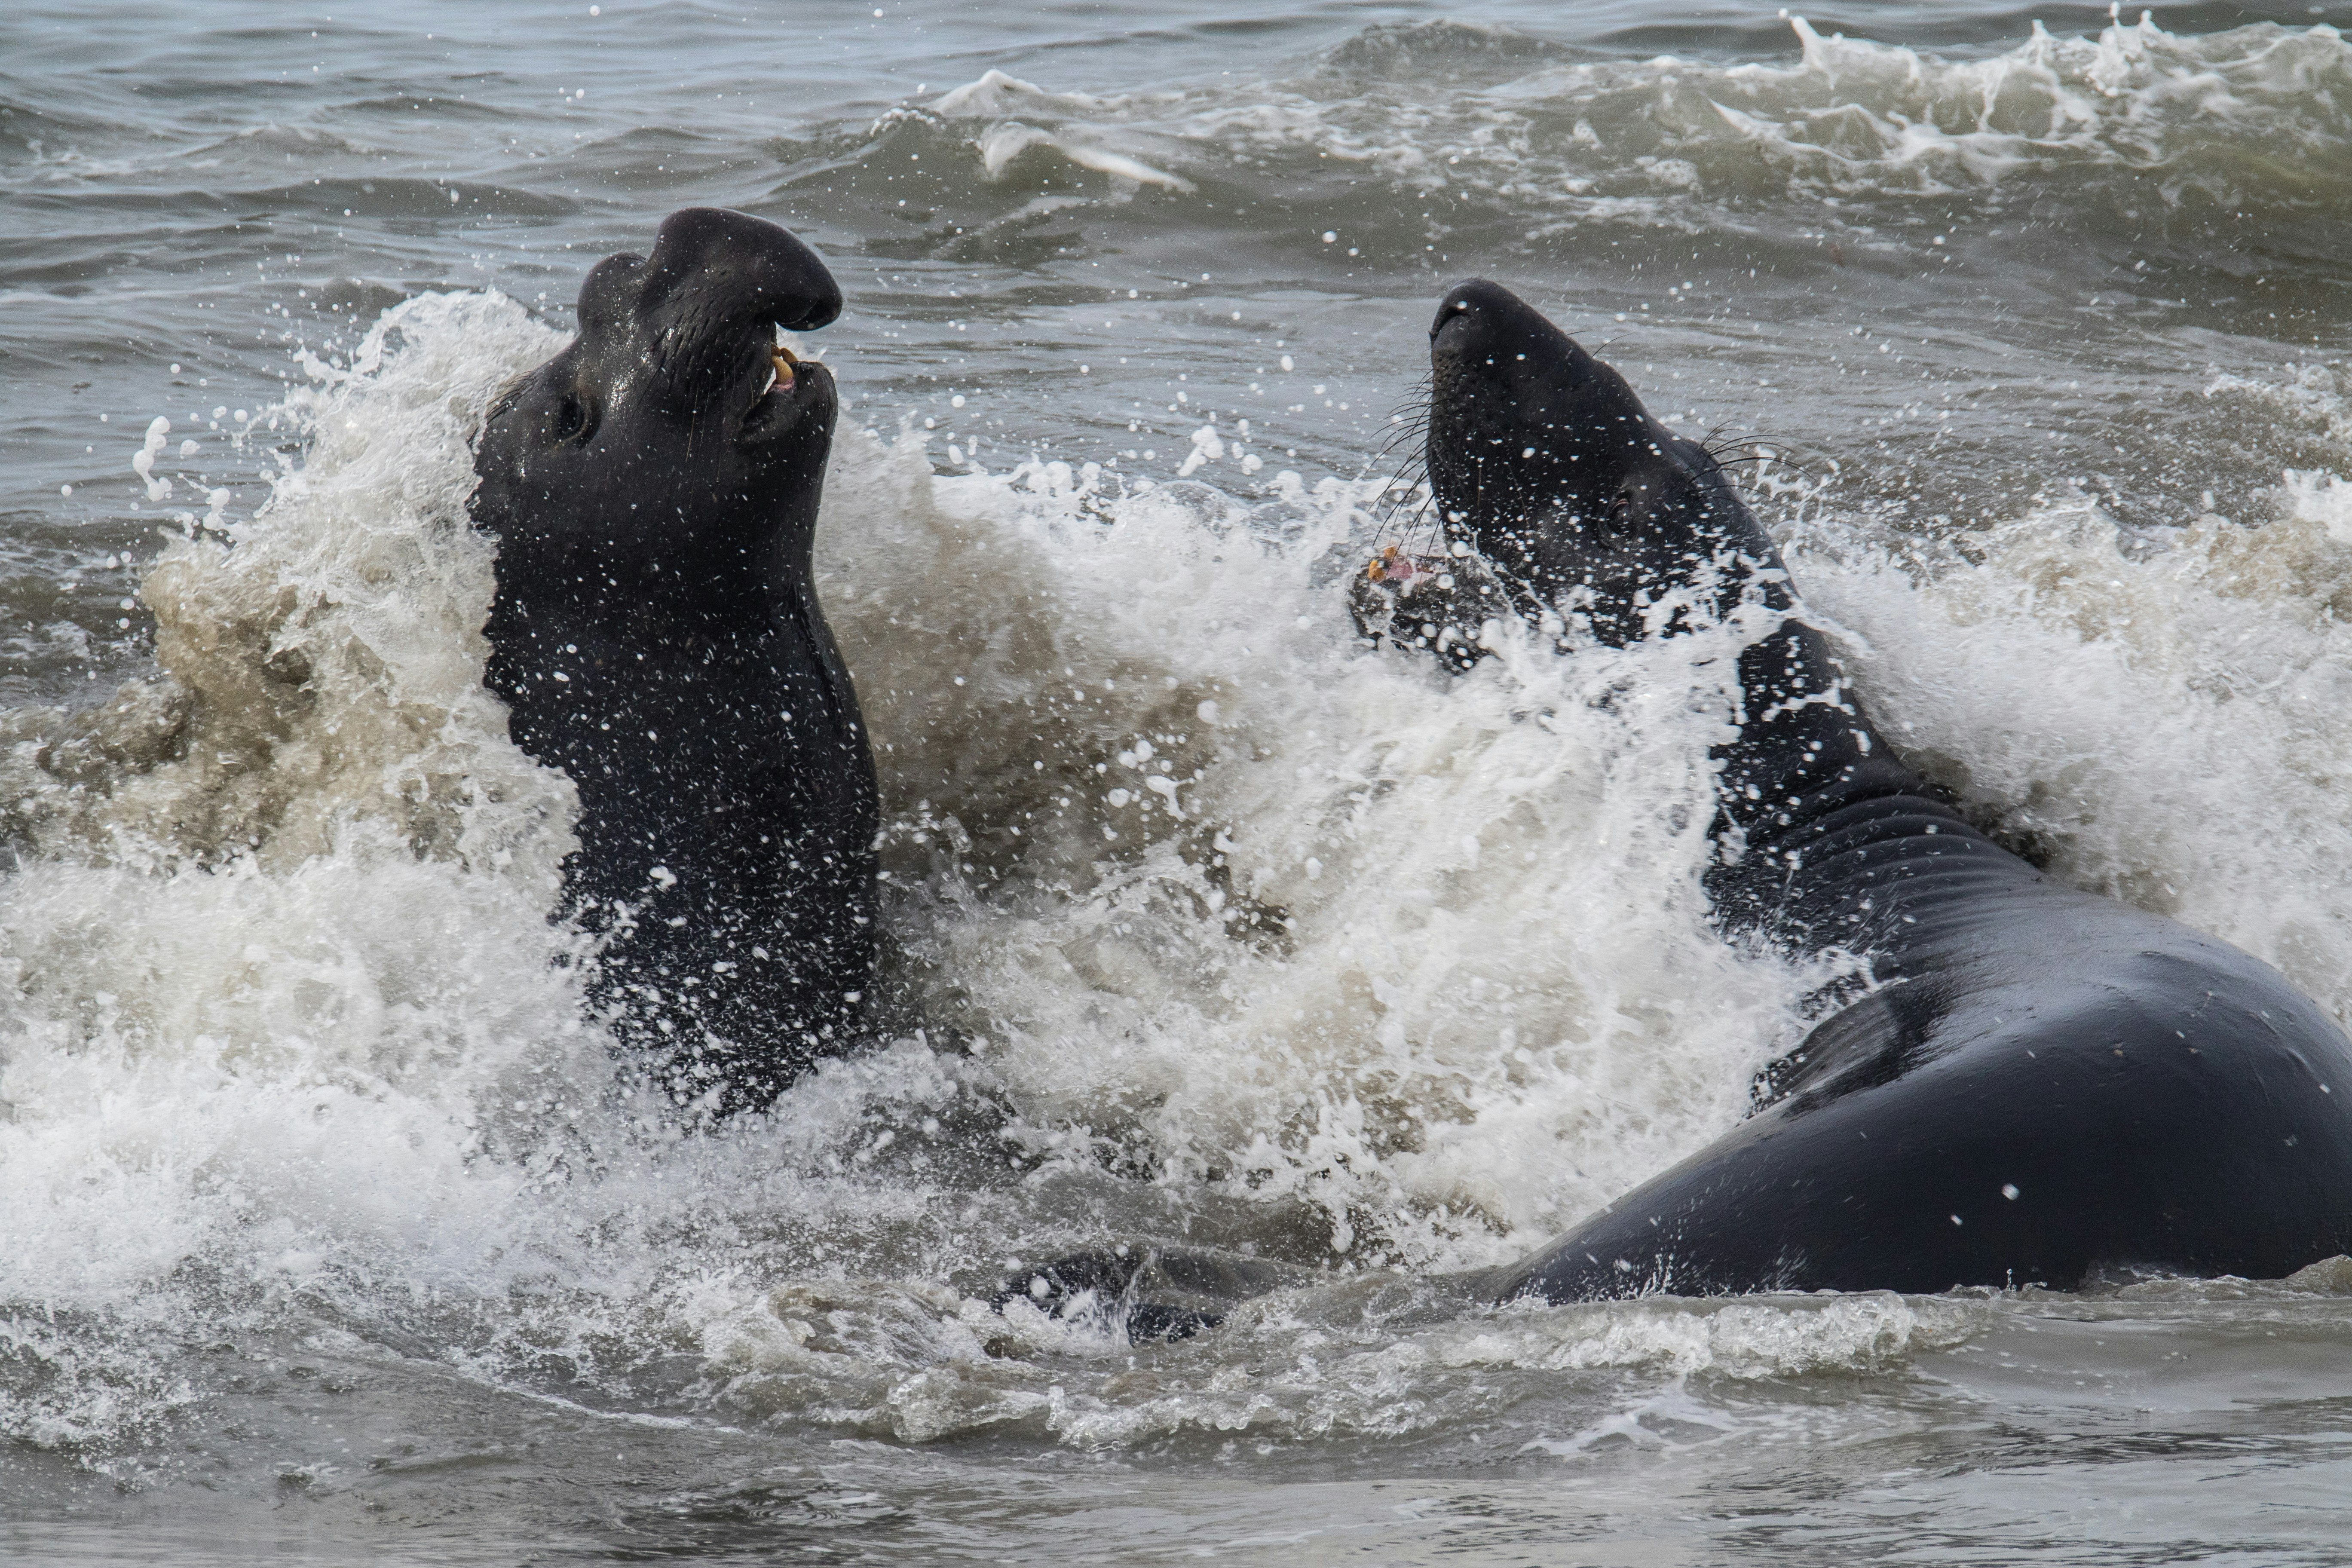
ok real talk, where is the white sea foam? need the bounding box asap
[1792,428,2352,1020]
[816,431,1825,1266]
[703,1277,1984,1447]
[909,15,2352,219]
[927,69,1196,191]
[0,289,1818,1456]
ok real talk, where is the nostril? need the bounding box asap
[777,282,843,334]
[1431,316,1483,356]
[1433,279,1506,335]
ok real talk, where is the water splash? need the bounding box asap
[5,278,2348,1468]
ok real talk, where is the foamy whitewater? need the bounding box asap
[5,1,2352,1561]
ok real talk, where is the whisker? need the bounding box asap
[1690,426,1828,499]
[1355,371,1445,560]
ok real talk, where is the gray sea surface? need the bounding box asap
[6,1,2352,1562]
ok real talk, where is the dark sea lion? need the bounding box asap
[470,207,879,1112]
[1005,279,2352,1335]
[1428,278,2352,1299]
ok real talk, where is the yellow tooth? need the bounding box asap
[770,347,795,392]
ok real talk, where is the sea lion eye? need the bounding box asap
[551,392,596,445]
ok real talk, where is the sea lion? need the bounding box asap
[1424,278,2352,1300]
[1005,279,2352,1333]
[470,207,879,1112]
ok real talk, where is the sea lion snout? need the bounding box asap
[562,207,841,440]
[1426,279,1717,627]
[638,205,842,334]
[1430,278,1571,356]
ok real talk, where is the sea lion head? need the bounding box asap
[472,206,844,601]
[1425,279,1777,643]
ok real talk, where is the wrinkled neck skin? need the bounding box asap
[1678,498,2025,967]
[476,440,858,859]
[1425,280,2035,967]
[479,406,832,650]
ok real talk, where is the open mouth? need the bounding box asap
[760,337,798,398]
[743,327,830,441]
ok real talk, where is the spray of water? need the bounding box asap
[5,266,2348,1462]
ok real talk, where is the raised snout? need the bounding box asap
[1431,278,1584,374]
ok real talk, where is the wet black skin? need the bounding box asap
[1002,281,2352,1337]
[1430,279,2352,1299]
[471,207,878,1112]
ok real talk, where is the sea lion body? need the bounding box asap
[470,208,878,1109]
[1006,283,2352,1335]
[1422,279,2352,1297]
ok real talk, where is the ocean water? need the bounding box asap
[5,0,2352,1561]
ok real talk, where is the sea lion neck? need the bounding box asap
[1419,279,2012,952]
